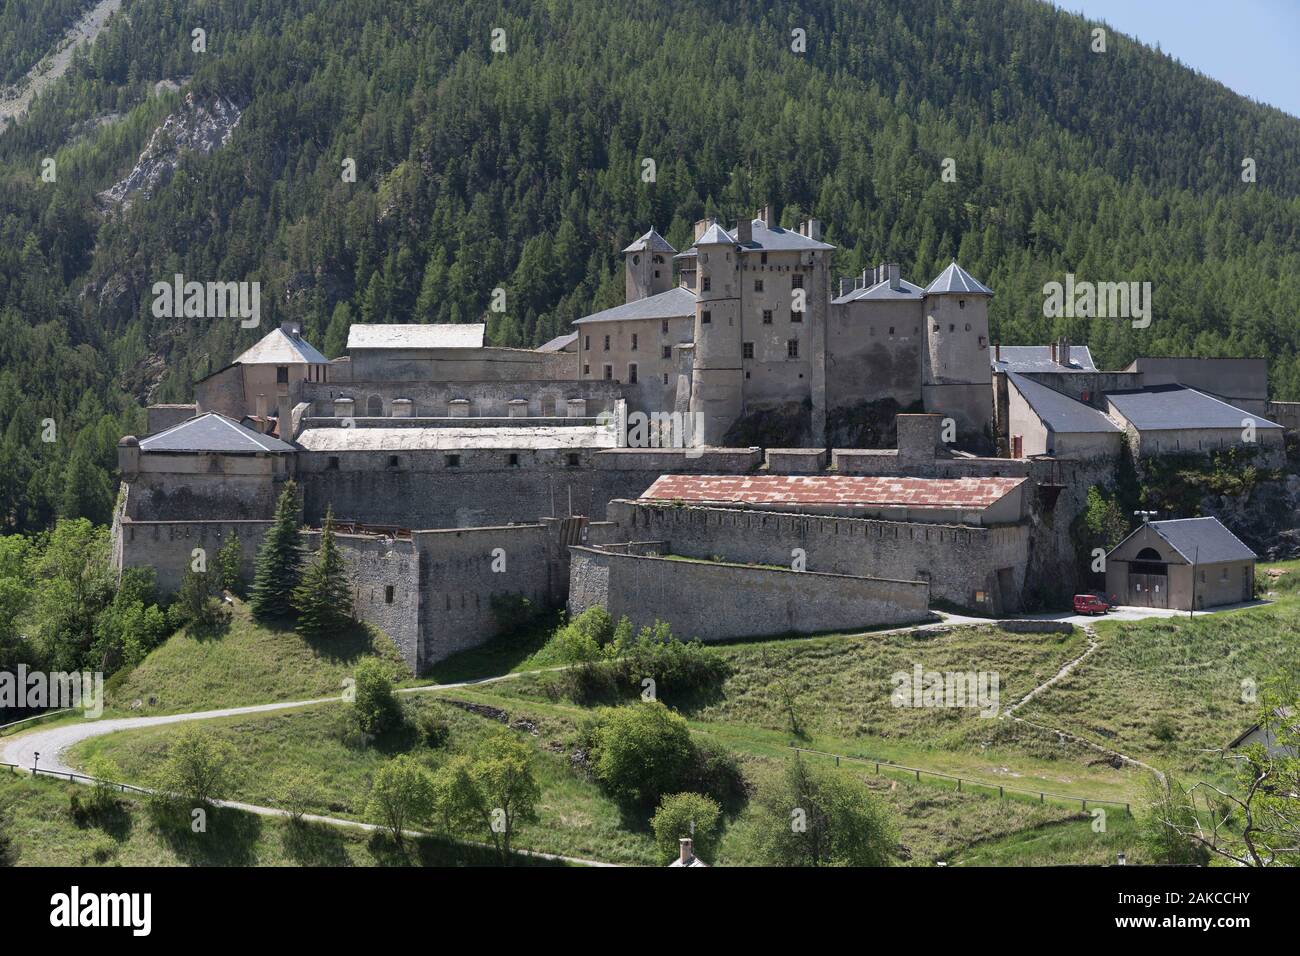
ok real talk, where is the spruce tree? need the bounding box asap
[216,532,242,595]
[249,481,303,620]
[292,507,354,639]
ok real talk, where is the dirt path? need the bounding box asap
[0,0,122,129]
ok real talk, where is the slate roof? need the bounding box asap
[1117,517,1258,565]
[346,323,486,350]
[1007,373,1120,434]
[537,332,578,352]
[639,474,1025,510]
[621,229,676,254]
[992,345,1098,372]
[234,327,329,365]
[572,286,697,326]
[832,276,926,304]
[925,262,994,296]
[139,413,296,454]
[675,219,835,258]
[1106,385,1282,431]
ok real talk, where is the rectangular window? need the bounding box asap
[584,335,590,350]
[276,366,289,384]
[628,363,638,384]
[754,279,764,292]
[790,309,802,323]
[327,456,340,470]
[387,455,399,468]
[583,364,590,375]
[662,373,668,385]
[603,335,610,351]
[662,346,672,360]
[762,309,773,324]
[702,277,711,292]
[791,274,803,289]
[384,586,394,605]
[566,453,580,467]
[787,340,799,359]
[508,453,519,467]
[631,333,638,351]
[445,454,460,468]
[743,342,754,359]
[761,252,768,265]
[661,320,669,335]
[701,311,711,324]
[603,364,613,380]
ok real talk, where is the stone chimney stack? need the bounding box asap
[861,268,870,289]
[679,838,694,865]
[887,263,901,291]
[994,342,1001,362]
[735,216,752,244]
[1050,342,1058,364]
[839,277,853,297]
[256,393,268,430]
[806,218,821,241]
[757,205,771,225]
[1058,335,1071,367]
[694,218,714,241]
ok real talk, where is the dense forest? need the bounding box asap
[1,0,1299,535]
[0,0,96,86]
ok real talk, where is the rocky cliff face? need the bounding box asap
[99,92,241,208]
[1199,477,1300,560]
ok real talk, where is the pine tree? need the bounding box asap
[216,532,242,595]
[249,482,303,620]
[292,507,354,639]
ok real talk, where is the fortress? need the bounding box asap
[113,205,1293,673]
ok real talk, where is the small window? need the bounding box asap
[632,254,640,265]
[508,453,520,467]
[384,586,394,604]
[760,252,768,265]
[965,323,971,332]
[327,456,340,470]
[276,366,289,384]
[662,346,672,360]
[653,270,660,278]
[445,454,460,468]
[701,311,711,324]
[628,363,638,384]
[787,340,799,359]
[661,320,669,335]
[949,324,955,332]
[662,373,668,385]
[959,299,966,309]
[566,453,580,467]
[702,277,711,292]
[754,279,764,292]
[584,335,590,350]
[631,333,638,351]
[603,335,610,351]
[743,342,754,359]
[583,364,590,375]
[791,274,803,289]
[762,309,773,325]
[603,364,613,380]
[790,309,802,323]
[387,455,400,468]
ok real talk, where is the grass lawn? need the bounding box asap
[102,600,410,715]
[947,812,1144,867]
[0,769,567,867]
[1016,594,1298,782]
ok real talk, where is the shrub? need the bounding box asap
[154,726,236,806]
[410,705,451,748]
[1151,714,1178,744]
[216,532,243,595]
[367,755,434,847]
[591,701,695,807]
[651,792,721,864]
[352,658,400,736]
[432,729,540,863]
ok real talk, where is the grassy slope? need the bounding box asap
[103,600,410,715]
[0,770,564,867]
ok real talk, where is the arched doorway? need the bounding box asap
[366,395,383,417]
[1127,546,1168,608]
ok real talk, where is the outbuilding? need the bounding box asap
[1105,517,1256,610]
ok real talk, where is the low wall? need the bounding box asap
[116,519,271,594]
[568,547,930,641]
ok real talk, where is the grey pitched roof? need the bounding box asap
[832,276,925,304]
[234,327,329,365]
[695,222,734,246]
[573,285,697,326]
[992,345,1098,372]
[676,219,835,258]
[1106,385,1282,431]
[925,262,993,296]
[139,413,296,454]
[621,229,676,254]
[1007,373,1121,434]
[537,331,578,352]
[346,323,485,350]
[1149,517,1257,564]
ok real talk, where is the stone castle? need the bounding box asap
[113,205,1294,674]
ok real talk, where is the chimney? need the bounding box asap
[1058,335,1071,367]
[1050,342,1058,364]
[256,393,268,430]
[694,218,714,241]
[736,217,752,244]
[806,218,821,241]
[276,395,294,439]
[679,838,694,865]
[887,263,901,291]
[860,268,870,289]
[839,277,853,297]
[757,205,771,226]
[994,342,1001,362]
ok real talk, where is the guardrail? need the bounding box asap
[1,760,151,795]
[790,746,1131,816]
[0,709,73,737]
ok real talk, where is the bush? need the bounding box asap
[154,726,236,806]
[1151,714,1178,744]
[367,755,435,846]
[651,792,721,864]
[611,621,730,700]
[591,701,695,808]
[431,729,541,863]
[410,705,451,748]
[351,658,401,736]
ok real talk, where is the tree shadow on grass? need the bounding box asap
[150,803,264,866]
[282,819,352,866]
[301,620,395,667]
[365,829,568,867]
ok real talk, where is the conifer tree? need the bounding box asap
[292,507,354,639]
[249,482,303,620]
[216,532,242,595]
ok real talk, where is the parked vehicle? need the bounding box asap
[1073,593,1110,615]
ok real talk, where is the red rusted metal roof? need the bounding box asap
[639,474,1025,510]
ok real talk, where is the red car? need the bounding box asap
[1073,594,1110,615]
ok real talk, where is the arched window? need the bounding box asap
[366,395,383,416]
[1135,547,1163,561]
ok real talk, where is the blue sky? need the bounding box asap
[1055,0,1300,117]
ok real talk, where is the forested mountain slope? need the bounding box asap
[2,0,1299,531]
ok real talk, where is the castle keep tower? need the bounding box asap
[622,228,676,303]
[921,262,994,440]
[689,219,743,445]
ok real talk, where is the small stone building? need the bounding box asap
[1105,517,1256,610]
